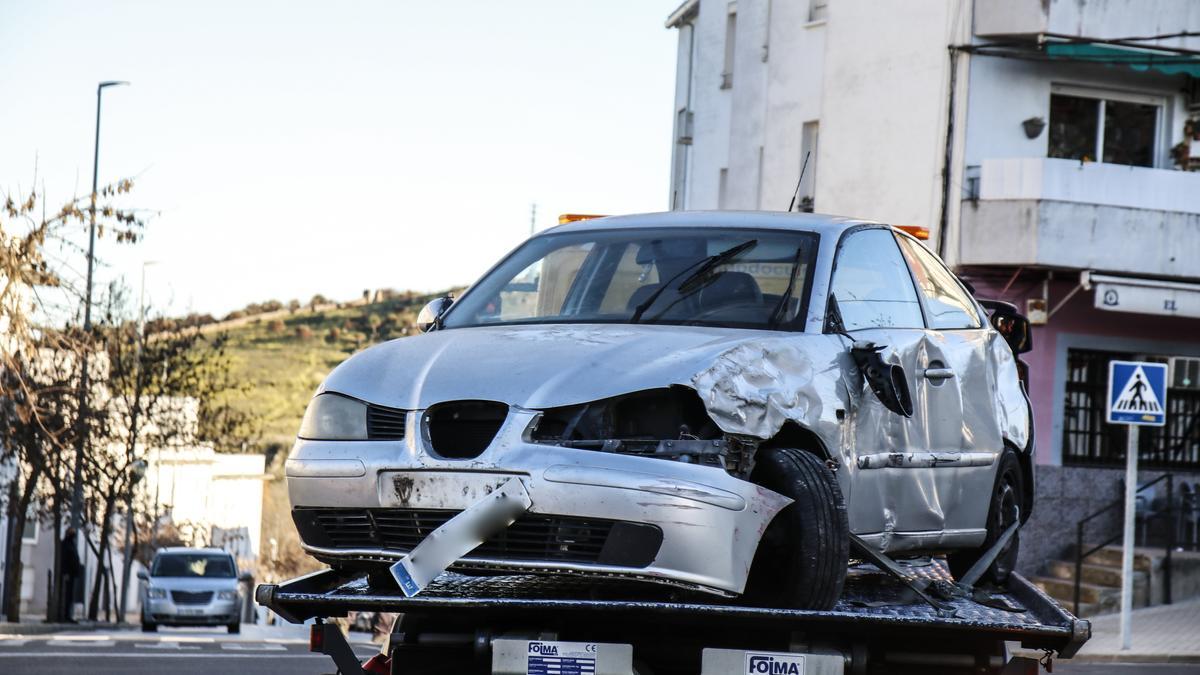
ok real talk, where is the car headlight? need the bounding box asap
[217,590,238,601]
[299,393,368,440]
[147,588,166,599]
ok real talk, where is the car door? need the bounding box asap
[894,233,1004,540]
[826,228,941,543]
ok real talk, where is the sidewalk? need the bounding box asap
[0,621,132,635]
[1069,599,1200,663]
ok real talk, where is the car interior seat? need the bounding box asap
[697,271,763,311]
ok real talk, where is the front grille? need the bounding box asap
[294,508,661,568]
[367,404,407,440]
[170,590,213,605]
[426,400,508,458]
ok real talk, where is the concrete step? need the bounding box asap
[1069,601,1103,617]
[1081,545,1155,572]
[1032,576,1118,605]
[1033,572,1150,609]
[1046,559,1127,587]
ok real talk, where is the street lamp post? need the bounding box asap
[117,459,147,623]
[68,81,129,567]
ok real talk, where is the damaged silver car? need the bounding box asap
[286,211,1034,610]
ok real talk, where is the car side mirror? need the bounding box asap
[137,570,148,581]
[979,300,1033,355]
[850,341,914,417]
[417,296,453,332]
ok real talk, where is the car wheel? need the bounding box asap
[948,448,1023,585]
[141,619,157,633]
[227,622,241,634]
[744,447,849,610]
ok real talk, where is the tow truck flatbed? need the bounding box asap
[257,559,1089,674]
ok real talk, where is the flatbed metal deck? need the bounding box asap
[257,559,1089,673]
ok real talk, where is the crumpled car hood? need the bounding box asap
[319,324,837,439]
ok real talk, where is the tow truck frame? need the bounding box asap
[257,556,1089,675]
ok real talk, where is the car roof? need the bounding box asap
[155,547,231,556]
[542,210,884,238]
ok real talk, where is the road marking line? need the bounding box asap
[221,641,287,650]
[136,641,201,650]
[0,639,29,647]
[46,639,116,647]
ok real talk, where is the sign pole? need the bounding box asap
[1119,425,1139,651]
[1106,359,1166,652]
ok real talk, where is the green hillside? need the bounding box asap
[209,290,455,579]
[219,291,444,454]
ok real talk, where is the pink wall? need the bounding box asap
[968,274,1200,465]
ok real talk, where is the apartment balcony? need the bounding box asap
[959,157,1200,278]
[973,0,1200,51]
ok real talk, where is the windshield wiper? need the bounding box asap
[768,245,806,328]
[629,239,758,324]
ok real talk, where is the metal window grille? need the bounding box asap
[1062,348,1200,469]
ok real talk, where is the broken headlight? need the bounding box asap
[298,393,368,440]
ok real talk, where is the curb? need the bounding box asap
[1014,648,1200,666]
[1065,654,1200,665]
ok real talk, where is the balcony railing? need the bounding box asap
[974,0,1200,51]
[979,157,1200,214]
[959,157,1200,277]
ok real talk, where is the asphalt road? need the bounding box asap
[1056,666,1200,675]
[0,625,380,675]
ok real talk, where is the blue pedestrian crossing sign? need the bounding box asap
[1107,360,1168,426]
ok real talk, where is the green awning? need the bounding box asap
[1046,42,1200,78]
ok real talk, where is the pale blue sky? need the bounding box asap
[1,1,680,317]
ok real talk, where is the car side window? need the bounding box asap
[829,229,924,331]
[895,235,983,330]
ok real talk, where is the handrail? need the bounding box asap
[1073,473,1174,616]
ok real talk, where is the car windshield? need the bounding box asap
[151,553,235,578]
[443,228,819,331]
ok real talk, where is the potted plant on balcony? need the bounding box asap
[1171,117,1200,171]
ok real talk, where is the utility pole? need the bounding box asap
[69,82,129,606]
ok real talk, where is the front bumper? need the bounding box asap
[144,597,238,625]
[286,408,790,595]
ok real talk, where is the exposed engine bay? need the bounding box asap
[530,387,760,478]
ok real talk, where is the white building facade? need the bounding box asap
[666,0,1200,597]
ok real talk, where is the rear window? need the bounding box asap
[151,553,236,578]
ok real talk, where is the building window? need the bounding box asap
[671,109,694,210]
[809,0,828,22]
[798,121,819,212]
[20,505,38,544]
[755,146,764,209]
[675,108,693,146]
[1048,92,1160,168]
[1062,348,1200,469]
[721,4,737,89]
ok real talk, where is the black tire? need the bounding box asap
[744,447,849,609]
[227,622,241,634]
[141,620,157,632]
[948,449,1023,585]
